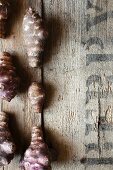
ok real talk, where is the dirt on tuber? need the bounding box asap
[23,7,48,67]
[28,82,45,113]
[0,112,16,167]
[0,52,19,101]
[20,126,51,170]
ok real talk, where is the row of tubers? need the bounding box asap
[0,51,51,170]
[0,0,48,67]
[0,112,51,169]
[0,0,51,170]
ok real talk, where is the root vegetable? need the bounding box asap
[20,126,51,170]
[0,52,19,101]
[23,7,48,67]
[28,82,45,113]
[0,112,16,167]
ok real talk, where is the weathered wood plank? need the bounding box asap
[0,0,113,170]
[43,0,84,170]
[44,0,113,170]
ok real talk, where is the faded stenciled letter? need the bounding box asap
[87,0,103,11]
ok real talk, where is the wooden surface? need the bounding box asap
[0,0,113,170]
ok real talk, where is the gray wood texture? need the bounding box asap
[0,0,113,170]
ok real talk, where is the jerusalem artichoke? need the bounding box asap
[0,112,16,167]
[0,0,11,38]
[20,126,51,170]
[0,52,19,101]
[28,82,45,113]
[23,7,48,67]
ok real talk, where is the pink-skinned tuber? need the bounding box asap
[20,126,51,170]
[23,7,48,67]
[0,112,16,167]
[28,82,45,113]
[0,0,11,38]
[0,52,19,101]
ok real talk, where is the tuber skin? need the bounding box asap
[23,7,48,67]
[0,0,11,38]
[0,112,16,167]
[0,52,19,102]
[28,82,45,113]
[20,126,51,170]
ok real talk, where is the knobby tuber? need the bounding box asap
[0,112,16,167]
[20,126,51,170]
[0,0,11,38]
[23,7,48,67]
[0,52,19,101]
[28,82,45,113]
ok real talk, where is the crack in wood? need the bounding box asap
[97,88,101,157]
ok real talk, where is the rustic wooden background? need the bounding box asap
[1,0,113,169]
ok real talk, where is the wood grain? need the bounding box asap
[44,0,113,170]
[0,0,112,170]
